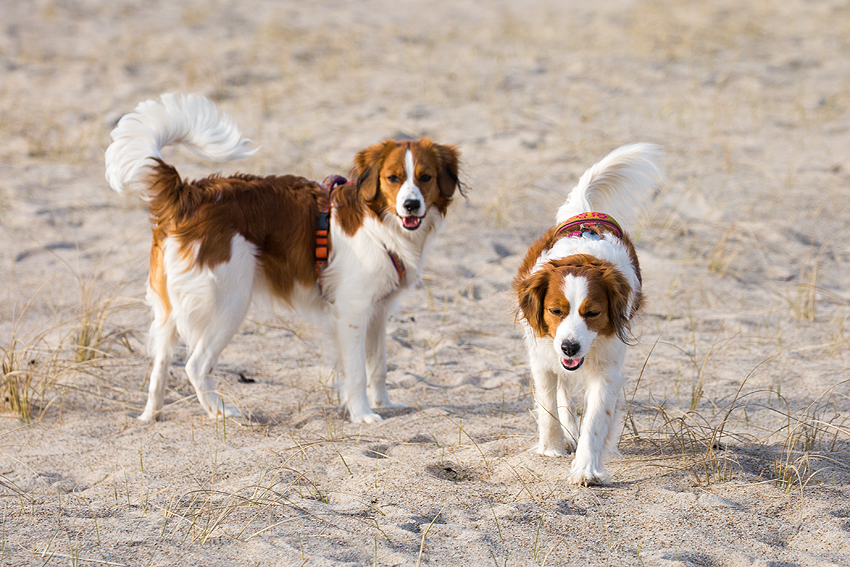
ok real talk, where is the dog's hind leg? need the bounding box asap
[184,329,244,419]
[139,237,178,422]
[139,299,177,422]
[177,236,255,419]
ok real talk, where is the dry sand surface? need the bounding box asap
[2,0,850,565]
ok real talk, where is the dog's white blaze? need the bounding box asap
[553,274,597,360]
[396,149,426,218]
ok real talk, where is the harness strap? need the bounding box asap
[315,175,406,293]
[388,250,406,282]
[316,175,348,282]
[555,212,623,239]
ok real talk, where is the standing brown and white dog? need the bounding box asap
[105,94,460,424]
[514,144,661,485]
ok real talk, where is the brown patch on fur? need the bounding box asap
[143,139,460,302]
[146,159,325,302]
[332,180,373,237]
[149,225,171,319]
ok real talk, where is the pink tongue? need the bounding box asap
[562,357,583,370]
[403,216,421,228]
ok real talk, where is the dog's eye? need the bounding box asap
[387,175,401,183]
[418,174,432,183]
[548,308,563,317]
[584,311,600,318]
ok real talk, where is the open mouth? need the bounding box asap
[561,357,585,371]
[401,215,423,230]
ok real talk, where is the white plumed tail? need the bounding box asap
[104,93,257,197]
[555,143,663,231]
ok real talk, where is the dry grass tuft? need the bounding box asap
[70,276,125,363]
[0,284,66,422]
[624,350,850,491]
[0,330,67,423]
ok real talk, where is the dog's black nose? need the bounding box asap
[403,199,421,213]
[561,341,581,357]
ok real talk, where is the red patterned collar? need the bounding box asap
[555,212,623,239]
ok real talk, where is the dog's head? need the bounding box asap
[352,139,460,231]
[515,254,633,371]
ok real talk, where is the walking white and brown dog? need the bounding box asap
[513,144,662,485]
[105,94,460,424]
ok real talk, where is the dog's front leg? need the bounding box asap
[336,314,382,424]
[365,301,404,408]
[556,384,579,452]
[532,365,569,456]
[568,372,626,486]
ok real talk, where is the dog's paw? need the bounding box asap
[371,400,408,409]
[367,385,406,409]
[351,411,383,424]
[567,462,609,486]
[209,405,240,420]
[137,411,159,423]
[537,444,569,457]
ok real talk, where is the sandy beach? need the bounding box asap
[1,0,849,565]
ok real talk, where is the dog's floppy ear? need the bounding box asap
[600,265,634,344]
[353,140,395,201]
[515,268,551,337]
[434,142,461,198]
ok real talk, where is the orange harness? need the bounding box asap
[315,175,406,291]
[315,175,347,276]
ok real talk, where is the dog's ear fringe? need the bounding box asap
[600,264,635,346]
[432,142,464,199]
[353,141,396,202]
[514,269,550,337]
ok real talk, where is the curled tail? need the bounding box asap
[555,143,663,231]
[105,93,257,197]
